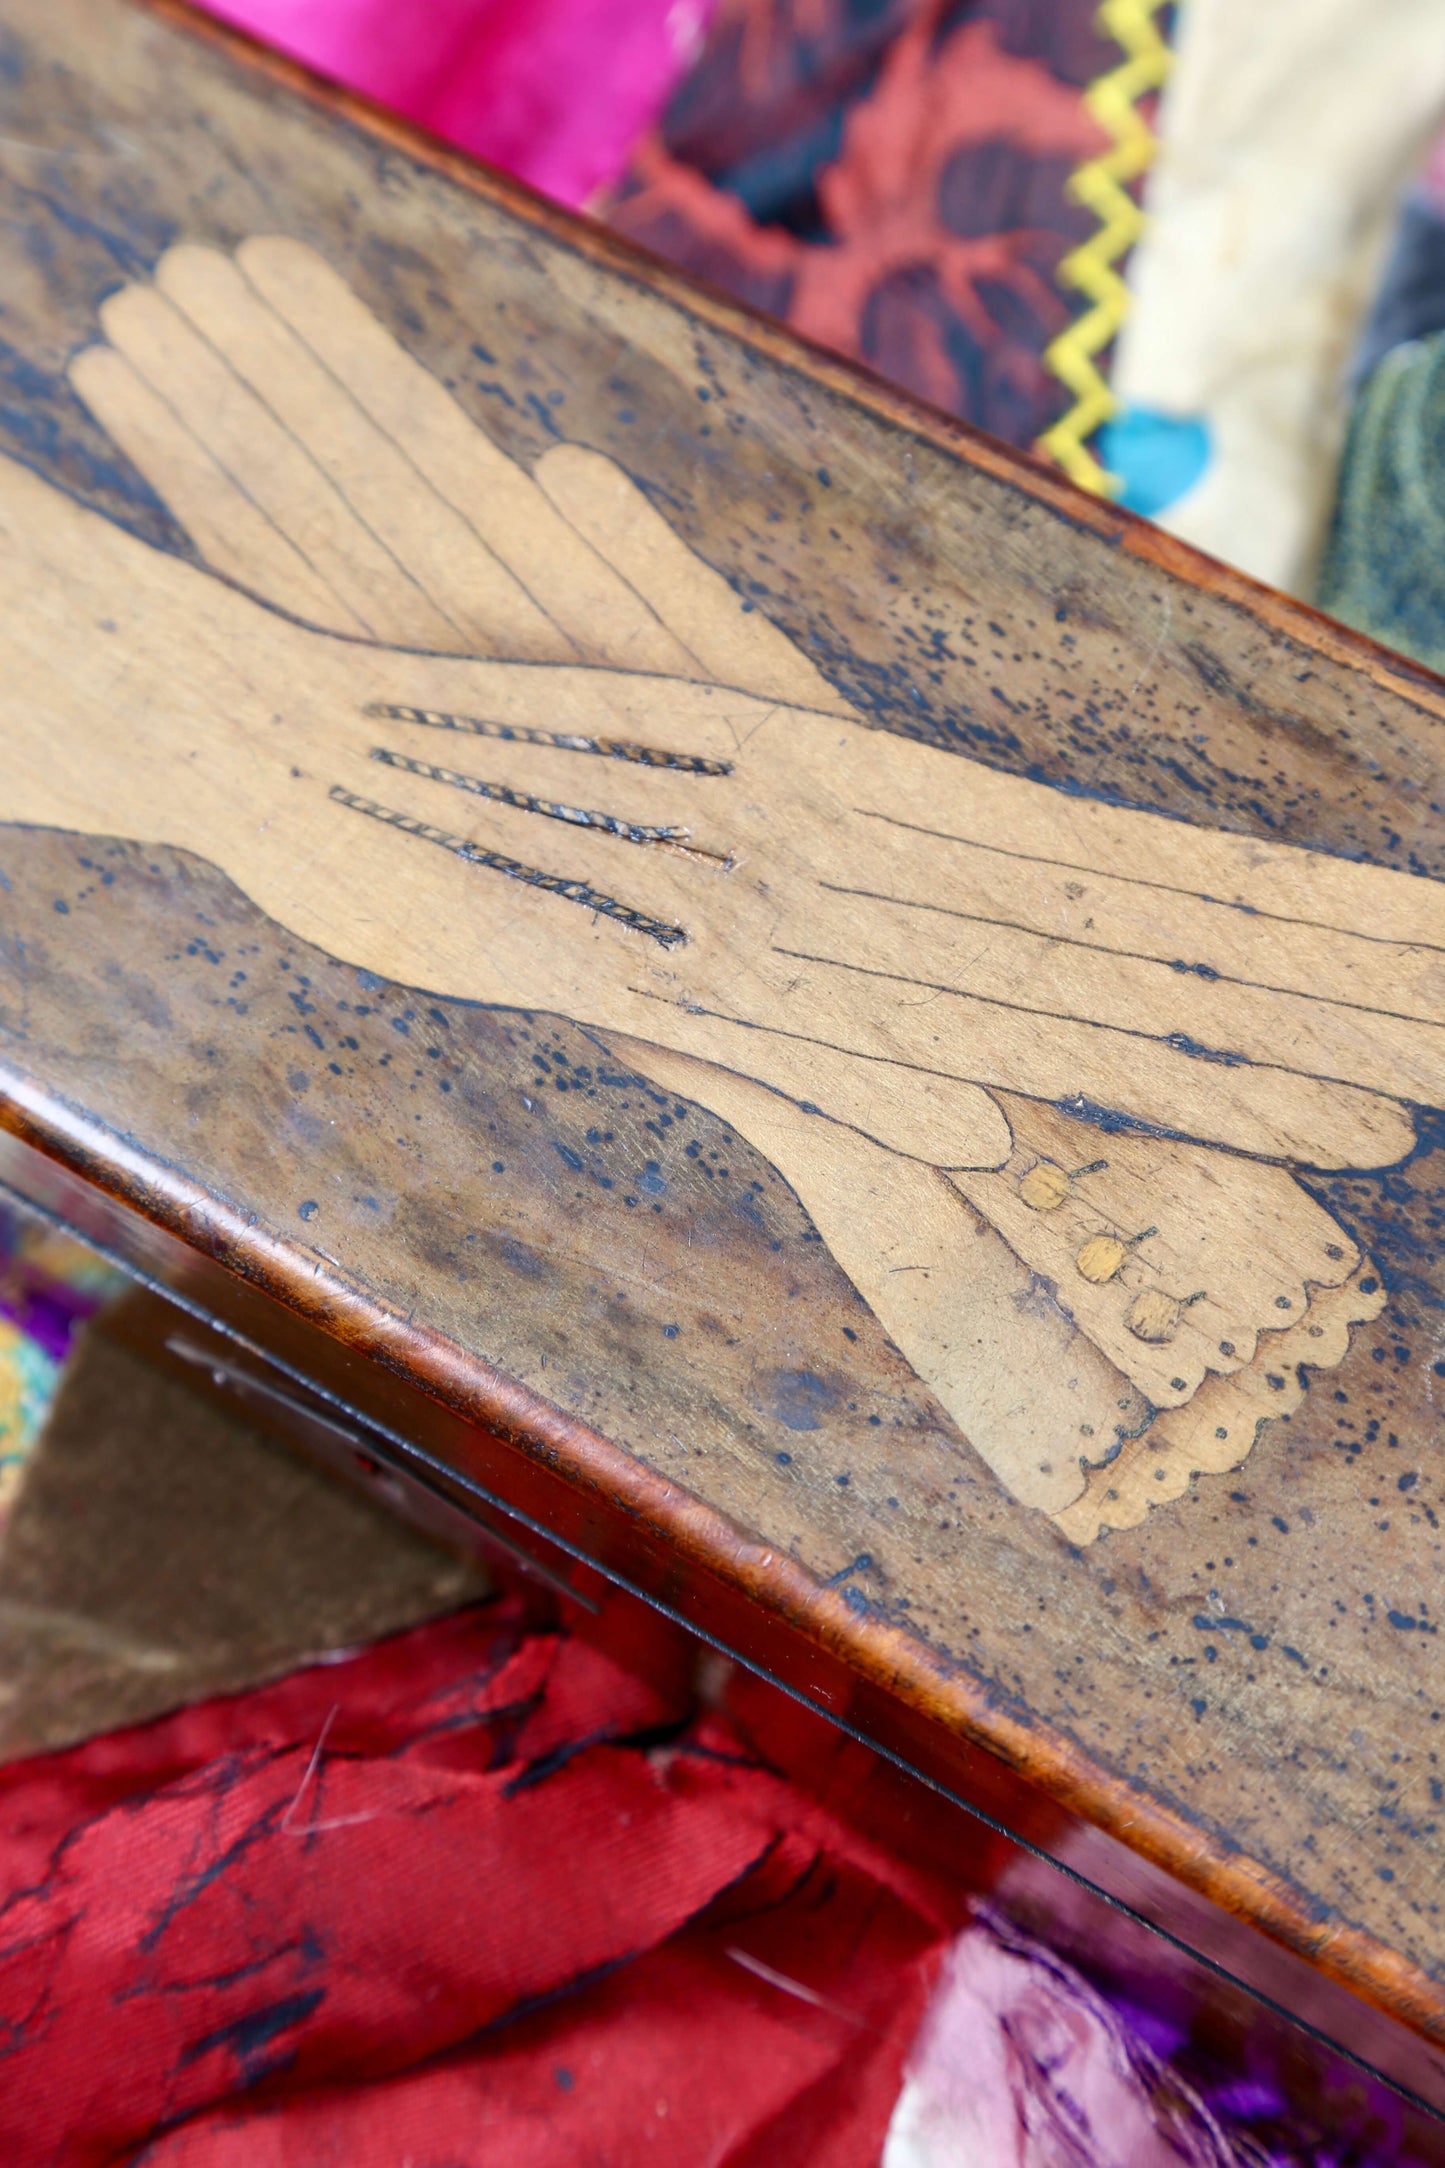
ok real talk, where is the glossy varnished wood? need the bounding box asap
[3,0,1445,2103]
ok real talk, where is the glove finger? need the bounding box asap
[800,872,1445,1111]
[536,443,851,713]
[69,343,362,636]
[95,276,455,647]
[154,243,554,658]
[237,237,698,676]
[722,951,1414,1169]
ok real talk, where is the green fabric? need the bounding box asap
[1317,331,1445,674]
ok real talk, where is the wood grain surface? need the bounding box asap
[3,0,1445,2079]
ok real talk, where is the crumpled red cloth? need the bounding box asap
[0,1595,952,2165]
[198,0,711,207]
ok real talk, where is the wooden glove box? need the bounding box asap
[3,0,1445,2120]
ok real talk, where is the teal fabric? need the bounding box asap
[1100,406,1213,518]
[0,1325,59,1519]
[1317,331,1445,675]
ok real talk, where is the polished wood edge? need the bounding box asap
[126,0,1445,737]
[2,1048,1443,2052]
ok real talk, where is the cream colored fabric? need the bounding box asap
[1113,0,1445,592]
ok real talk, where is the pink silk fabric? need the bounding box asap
[197,0,711,207]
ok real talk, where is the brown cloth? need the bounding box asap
[0,1322,485,1758]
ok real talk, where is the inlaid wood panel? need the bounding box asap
[2,0,1445,2097]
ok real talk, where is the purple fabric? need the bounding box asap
[0,1275,95,1365]
[0,1214,112,1364]
[885,1910,1245,2166]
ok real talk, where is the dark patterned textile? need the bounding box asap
[606,0,1112,445]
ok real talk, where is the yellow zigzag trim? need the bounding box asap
[1037,0,1174,495]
